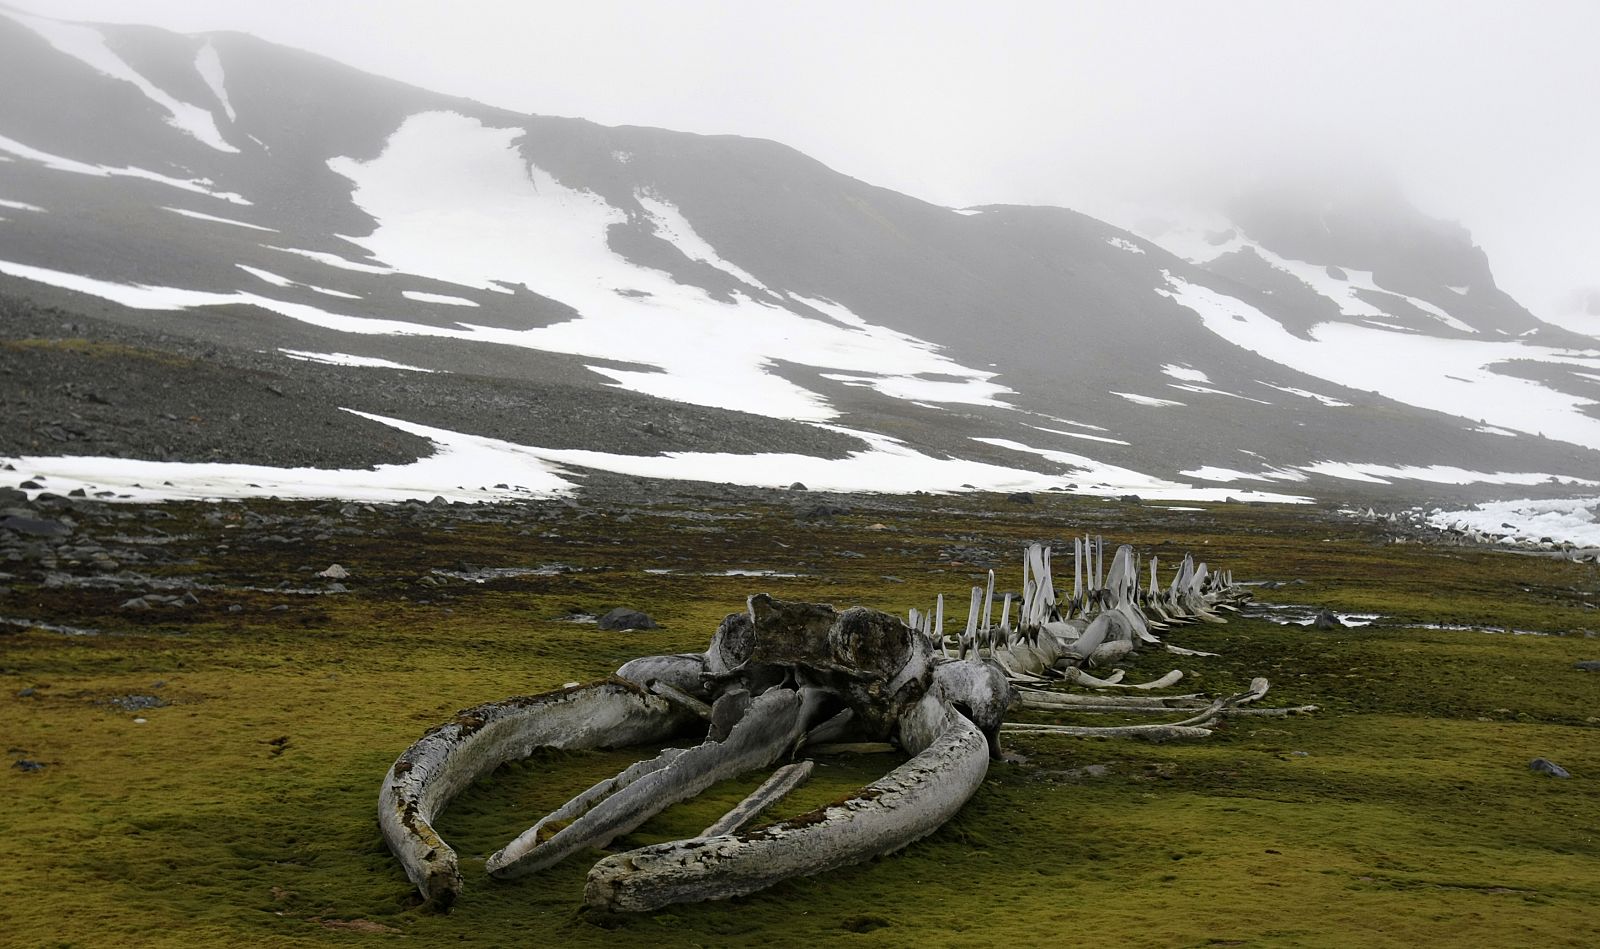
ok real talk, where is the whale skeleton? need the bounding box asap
[380,538,1306,915]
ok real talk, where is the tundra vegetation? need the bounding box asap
[4,484,1598,946]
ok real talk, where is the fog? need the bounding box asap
[14,0,1598,327]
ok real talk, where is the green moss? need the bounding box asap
[3,493,1598,946]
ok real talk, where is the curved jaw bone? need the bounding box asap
[584,708,991,913]
[378,678,695,909]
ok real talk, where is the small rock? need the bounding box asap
[788,482,808,491]
[1574,660,1600,672]
[598,607,660,631]
[226,603,244,614]
[1311,608,1344,630]
[0,515,72,538]
[120,596,151,611]
[1529,758,1571,778]
[317,564,350,580]
[17,687,36,698]
[1006,492,1034,504]
[12,759,45,772]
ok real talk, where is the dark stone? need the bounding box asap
[1529,758,1571,779]
[788,482,807,491]
[0,486,25,504]
[1574,660,1600,672]
[18,480,43,490]
[0,515,71,537]
[1006,492,1034,504]
[798,503,850,520]
[1312,608,1344,630]
[1120,495,1142,503]
[598,607,660,631]
[12,759,45,772]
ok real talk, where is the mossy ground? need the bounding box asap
[3,489,1598,946]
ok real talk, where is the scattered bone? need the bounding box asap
[700,760,815,837]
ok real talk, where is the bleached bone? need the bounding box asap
[1062,667,1180,689]
[700,760,815,837]
[487,685,820,880]
[379,679,695,908]
[584,709,991,912]
[650,680,713,720]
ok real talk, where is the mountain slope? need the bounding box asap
[2,7,1598,504]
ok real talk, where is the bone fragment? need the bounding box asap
[650,680,713,720]
[805,742,898,755]
[700,760,816,837]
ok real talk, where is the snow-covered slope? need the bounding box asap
[2,7,1598,504]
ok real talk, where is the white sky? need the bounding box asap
[11,0,1599,324]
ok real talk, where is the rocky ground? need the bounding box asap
[3,483,1598,946]
[0,288,864,469]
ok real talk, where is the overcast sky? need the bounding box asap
[14,0,1598,325]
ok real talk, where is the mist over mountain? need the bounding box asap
[2,5,1599,508]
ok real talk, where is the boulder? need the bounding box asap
[0,515,71,538]
[598,608,660,631]
[1311,608,1344,630]
[1529,758,1571,779]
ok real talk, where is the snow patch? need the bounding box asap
[1113,391,1185,407]
[1165,382,1272,405]
[194,41,235,122]
[1106,236,1145,254]
[972,438,1307,503]
[266,245,394,275]
[1302,462,1595,487]
[635,189,768,290]
[236,265,292,287]
[322,111,1008,421]
[11,11,237,153]
[1025,424,1130,446]
[163,206,274,231]
[402,290,478,307]
[1161,364,1209,383]
[0,197,45,213]
[1427,496,1600,548]
[1181,466,1307,484]
[1158,272,1600,452]
[278,350,434,373]
[0,412,570,503]
[0,133,250,204]
[1257,381,1350,407]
